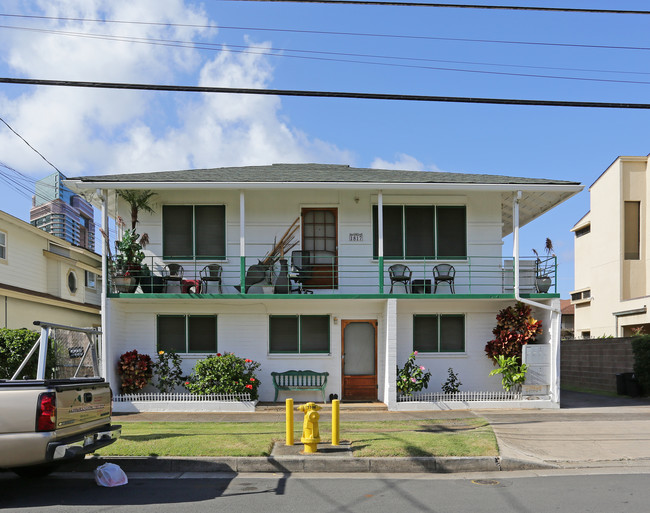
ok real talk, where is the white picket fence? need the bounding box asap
[398,390,522,402]
[112,392,256,413]
[114,392,251,402]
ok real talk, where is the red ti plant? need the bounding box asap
[485,302,542,364]
[117,350,153,393]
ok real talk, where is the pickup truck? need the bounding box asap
[0,321,121,477]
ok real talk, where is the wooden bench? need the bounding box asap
[271,370,329,403]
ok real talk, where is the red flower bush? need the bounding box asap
[184,353,261,400]
[485,302,542,364]
[117,350,153,394]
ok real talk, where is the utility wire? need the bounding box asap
[227,1,650,15]
[2,76,650,109]
[0,162,62,204]
[0,116,61,174]
[4,24,650,81]
[3,14,650,52]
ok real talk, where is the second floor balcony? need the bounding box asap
[108,253,557,299]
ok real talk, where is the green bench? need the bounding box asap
[271,370,329,403]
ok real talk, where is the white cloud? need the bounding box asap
[0,0,352,176]
[370,153,442,172]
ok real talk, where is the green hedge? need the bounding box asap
[632,335,650,396]
[0,328,41,379]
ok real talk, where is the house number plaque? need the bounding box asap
[349,233,363,242]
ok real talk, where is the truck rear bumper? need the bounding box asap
[47,425,122,461]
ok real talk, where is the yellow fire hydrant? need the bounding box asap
[298,402,322,454]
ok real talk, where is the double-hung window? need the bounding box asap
[163,205,226,260]
[0,231,6,261]
[413,314,465,353]
[269,315,330,354]
[157,315,218,353]
[372,205,466,260]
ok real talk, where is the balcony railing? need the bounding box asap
[108,254,556,297]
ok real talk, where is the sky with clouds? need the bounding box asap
[1,0,650,297]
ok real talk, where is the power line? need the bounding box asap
[3,14,650,52]
[229,1,650,15]
[2,76,650,109]
[4,24,650,83]
[0,116,61,173]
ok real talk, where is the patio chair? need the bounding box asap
[388,264,412,293]
[433,264,455,294]
[200,264,223,294]
[162,263,184,293]
[290,250,313,294]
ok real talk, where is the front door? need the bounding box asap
[342,320,377,401]
[302,208,338,289]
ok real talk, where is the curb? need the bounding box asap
[65,455,557,474]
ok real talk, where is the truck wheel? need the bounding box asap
[10,463,59,478]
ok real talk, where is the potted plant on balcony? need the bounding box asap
[532,238,555,293]
[113,229,145,293]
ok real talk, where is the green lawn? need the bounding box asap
[95,418,498,458]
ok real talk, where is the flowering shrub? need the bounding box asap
[184,353,261,400]
[117,350,153,393]
[396,351,431,396]
[152,350,185,394]
[484,302,542,363]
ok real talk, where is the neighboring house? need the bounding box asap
[0,210,101,330]
[560,299,574,339]
[66,164,582,409]
[572,155,650,338]
[30,171,96,251]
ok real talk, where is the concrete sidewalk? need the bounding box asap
[70,390,650,474]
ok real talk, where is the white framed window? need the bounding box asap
[162,205,226,260]
[269,315,330,354]
[413,314,465,353]
[85,271,96,289]
[0,230,6,261]
[157,315,218,353]
[373,205,467,260]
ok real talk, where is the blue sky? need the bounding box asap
[1,0,649,298]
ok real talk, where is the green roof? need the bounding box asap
[70,163,579,186]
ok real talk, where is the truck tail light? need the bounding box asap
[37,392,56,432]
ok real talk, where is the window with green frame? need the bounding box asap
[157,315,218,353]
[372,205,466,260]
[413,314,465,353]
[162,205,226,259]
[269,315,330,354]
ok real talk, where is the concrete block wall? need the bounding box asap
[560,338,635,393]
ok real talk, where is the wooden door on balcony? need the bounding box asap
[301,208,338,289]
[342,320,377,401]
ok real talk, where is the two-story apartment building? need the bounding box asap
[571,155,650,338]
[66,164,582,409]
[0,210,101,329]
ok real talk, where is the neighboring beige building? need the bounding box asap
[572,155,650,338]
[0,210,101,330]
[560,299,574,339]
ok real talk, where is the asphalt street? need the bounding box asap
[2,469,650,512]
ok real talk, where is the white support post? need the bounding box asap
[384,298,398,409]
[512,191,561,406]
[100,189,109,380]
[240,191,246,293]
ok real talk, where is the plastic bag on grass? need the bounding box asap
[94,463,128,487]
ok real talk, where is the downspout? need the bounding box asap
[240,190,246,294]
[378,190,384,294]
[512,191,561,404]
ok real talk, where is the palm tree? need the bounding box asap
[116,190,157,230]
